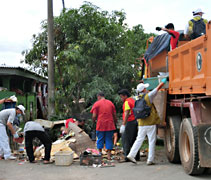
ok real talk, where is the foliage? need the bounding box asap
[23,2,154,117]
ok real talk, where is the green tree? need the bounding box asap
[23,2,153,118]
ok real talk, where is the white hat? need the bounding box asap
[17,105,25,115]
[136,83,149,93]
[193,8,204,15]
[9,95,17,102]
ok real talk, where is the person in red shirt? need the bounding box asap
[118,89,140,162]
[90,92,117,160]
[157,23,180,50]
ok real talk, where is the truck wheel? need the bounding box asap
[179,118,205,175]
[164,115,181,163]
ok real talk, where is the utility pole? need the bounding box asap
[62,0,65,9]
[47,0,55,119]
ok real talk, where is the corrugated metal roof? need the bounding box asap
[0,65,23,68]
[0,65,48,83]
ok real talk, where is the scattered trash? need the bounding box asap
[18,162,25,165]
[93,164,101,168]
[100,162,115,168]
[8,119,133,168]
[80,150,102,166]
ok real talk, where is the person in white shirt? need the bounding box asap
[23,121,52,164]
[0,105,25,160]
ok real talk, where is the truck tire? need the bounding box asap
[164,115,181,163]
[179,118,205,175]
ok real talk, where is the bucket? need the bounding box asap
[55,151,73,166]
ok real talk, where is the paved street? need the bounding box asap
[0,147,211,180]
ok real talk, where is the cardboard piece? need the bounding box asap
[35,139,78,160]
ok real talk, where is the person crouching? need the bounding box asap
[23,121,52,164]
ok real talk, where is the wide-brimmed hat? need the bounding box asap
[136,83,149,93]
[193,8,204,15]
[9,95,17,102]
[17,105,25,115]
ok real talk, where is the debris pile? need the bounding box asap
[10,119,133,167]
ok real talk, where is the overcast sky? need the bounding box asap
[0,0,210,66]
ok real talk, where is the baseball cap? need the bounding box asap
[136,83,149,93]
[17,105,25,115]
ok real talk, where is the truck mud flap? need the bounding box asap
[198,124,211,168]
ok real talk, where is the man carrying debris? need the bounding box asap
[90,92,117,160]
[118,89,140,162]
[23,121,52,164]
[127,78,166,165]
[0,105,25,160]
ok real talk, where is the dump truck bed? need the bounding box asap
[168,22,211,95]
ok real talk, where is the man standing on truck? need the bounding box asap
[90,92,117,160]
[184,8,208,40]
[0,105,25,160]
[118,89,140,162]
[156,23,180,50]
[126,79,166,165]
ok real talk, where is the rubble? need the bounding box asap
[10,119,133,168]
[32,119,96,162]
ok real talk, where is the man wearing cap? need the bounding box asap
[118,89,140,162]
[127,79,166,165]
[184,8,208,39]
[0,95,18,105]
[0,105,25,160]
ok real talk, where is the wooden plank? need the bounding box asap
[153,90,167,125]
[68,123,96,155]
[35,119,54,128]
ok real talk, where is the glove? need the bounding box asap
[156,27,162,31]
[13,132,19,139]
[161,77,167,84]
[120,125,125,134]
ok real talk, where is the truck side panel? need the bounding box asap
[148,50,168,77]
[169,35,209,94]
[205,23,211,95]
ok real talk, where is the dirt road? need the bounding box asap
[0,147,211,180]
